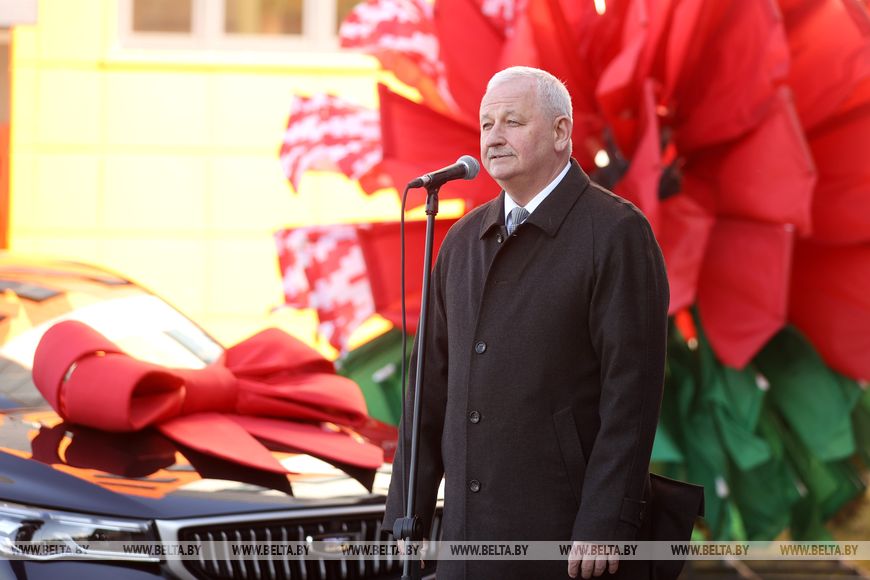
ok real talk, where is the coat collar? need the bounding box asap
[478,159,591,239]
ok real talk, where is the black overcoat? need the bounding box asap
[384,161,670,579]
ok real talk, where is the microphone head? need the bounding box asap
[457,155,480,181]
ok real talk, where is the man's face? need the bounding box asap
[479,78,559,195]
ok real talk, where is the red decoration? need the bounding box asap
[276,218,456,339]
[378,83,498,208]
[657,188,715,313]
[275,225,376,353]
[32,321,395,479]
[279,94,386,194]
[807,105,870,245]
[790,241,870,381]
[356,218,457,331]
[339,0,456,113]
[434,0,504,125]
[280,0,870,381]
[697,219,795,368]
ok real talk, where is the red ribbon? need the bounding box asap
[32,320,395,475]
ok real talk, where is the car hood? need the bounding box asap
[0,408,391,520]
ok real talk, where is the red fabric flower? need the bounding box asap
[283,0,870,381]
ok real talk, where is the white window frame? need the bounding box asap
[118,0,343,52]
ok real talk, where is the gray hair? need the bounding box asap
[487,66,573,121]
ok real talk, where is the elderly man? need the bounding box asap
[384,66,669,579]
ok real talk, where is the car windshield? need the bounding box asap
[0,294,224,409]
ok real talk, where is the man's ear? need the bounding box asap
[554,115,573,153]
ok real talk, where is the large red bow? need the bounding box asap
[32,321,395,478]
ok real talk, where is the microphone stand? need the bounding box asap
[393,183,440,580]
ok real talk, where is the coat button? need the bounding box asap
[468,480,481,493]
[474,341,487,354]
[468,410,481,424]
[496,233,504,243]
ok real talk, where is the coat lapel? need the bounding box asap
[524,159,592,237]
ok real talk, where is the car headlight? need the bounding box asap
[0,501,159,562]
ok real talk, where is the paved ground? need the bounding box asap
[679,560,869,579]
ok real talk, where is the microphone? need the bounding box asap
[408,155,480,188]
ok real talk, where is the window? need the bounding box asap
[121,0,366,50]
[132,0,193,33]
[224,0,304,36]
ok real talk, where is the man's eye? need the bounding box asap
[507,120,520,126]
[481,123,492,130]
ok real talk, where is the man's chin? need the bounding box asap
[484,161,518,181]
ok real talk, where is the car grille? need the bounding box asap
[177,515,399,580]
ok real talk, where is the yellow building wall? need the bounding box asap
[8,0,410,354]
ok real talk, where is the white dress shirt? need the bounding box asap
[503,161,571,230]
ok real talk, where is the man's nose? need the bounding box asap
[484,125,505,147]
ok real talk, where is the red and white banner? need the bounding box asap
[279,94,383,193]
[275,226,376,353]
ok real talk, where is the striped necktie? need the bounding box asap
[507,206,530,235]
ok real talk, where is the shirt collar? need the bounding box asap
[503,161,571,223]
[479,159,591,239]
